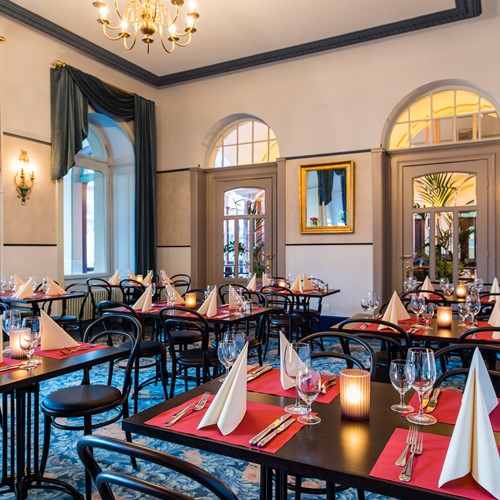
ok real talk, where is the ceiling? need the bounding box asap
[1,0,481,87]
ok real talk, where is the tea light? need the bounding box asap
[9,329,27,359]
[278,279,287,287]
[437,306,453,328]
[136,274,143,283]
[185,292,197,308]
[456,284,467,298]
[339,369,371,421]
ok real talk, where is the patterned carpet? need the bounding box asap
[6,337,399,499]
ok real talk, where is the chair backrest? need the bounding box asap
[0,301,8,314]
[170,274,191,295]
[87,278,113,319]
[77,435,238,500]
[261,285,294,313]
[458,326,500,344]
[57,281,88,318]
[400,290,447,307]
[96,300,140,319]
[119,279,146,305]
[82,313,142,399]
[310,351,369,375]
[218,283,249,304]
[301,331,377,380]
[241,291,267,307]
[435,343,500,372]
[158,306,210,351]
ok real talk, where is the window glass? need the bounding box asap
[239,122,253,143]
[413,172,476,208]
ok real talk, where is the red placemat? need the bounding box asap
[370,428,499,499]
[35,343,108,359]
[247,368,339,403]
[145,395,305,453]
[0,357,25,372]
[356,320,425,335]
[408,390,500,431]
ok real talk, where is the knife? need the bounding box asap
[425,388,441,413]
[0,363,23,372]
[247,365,272,381]
[256,417,296,447]
[249,414,293,445]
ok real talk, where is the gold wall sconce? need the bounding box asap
[14,151,35,205]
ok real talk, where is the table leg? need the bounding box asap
[259,465,273,499]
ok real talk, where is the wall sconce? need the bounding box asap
[14,151,35,205]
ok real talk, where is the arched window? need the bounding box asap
[388,88,500,150]
[209,119,279,167]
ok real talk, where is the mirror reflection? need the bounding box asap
[300,161,354,233]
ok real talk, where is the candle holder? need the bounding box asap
[185,292,197,308]
[456,283,467,298]
[9,329,27,360]
[136,274,144,283]
[339,369,370,421]
[278,279,287,288]
[437,306,453,328]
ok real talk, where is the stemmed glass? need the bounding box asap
[368,291,380,319]
[389,360,414,413]
[2,310,22,353]
[19,328,40,370]
[296,365,322,425]
[360,297,370,317]
[473,277,484,293]
[466,294,481,327]
[223,331,245,356]
[22,316,42,365]
[150,282,156,300]
[284,342,311,415]
[421,302,435,330]
[442,283,454,299]
[410,294,425,323]
[217,340,235,381]
[166,286,177,306]
[405,348,437,426]
[457,302,469,327]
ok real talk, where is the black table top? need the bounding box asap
[0,290,86,305]
[122,379,482,499]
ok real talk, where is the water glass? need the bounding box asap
[223,331,245,355]
[284,342,311,415]
[3,310,22,337]
[421,302,435,330]
[410,294,425,323]
[368,291,380,319]
[389,360,414,413]
[405,348,437,425]
[466,295,481,326]
[22,316,42,365]
[457,302,469,326]
[296,365,322,425]
[217,340,234,381]
[19,328,39,370]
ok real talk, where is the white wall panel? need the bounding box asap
[157,247,191,278]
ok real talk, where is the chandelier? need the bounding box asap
[92,0,199,54]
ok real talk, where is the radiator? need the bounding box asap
[65,288,122,320]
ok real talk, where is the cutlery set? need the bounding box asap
[320,376,337,394]
[247,365,272,381]
[0,363,23,372]
[407,325,422,334]
[59,345,98,355]
[249,414,296,447]
[164,391,211,427]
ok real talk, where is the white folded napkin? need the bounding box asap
[128,269,137,280]
[197,288,217,317]
[46,278,66,296]
[302,274,314,291]
[379,291,410,329]
[108,270,120,286]
[166,284,185,306]
[279,332,297,390]
[160,270,172,285]
[40,310,79,350]
[262,274,270,287]
[438,348,500,498]
[142,270,153,286]
[247,274,257,291]
[198,342,248,435]
[290,275,302,293]
[12,278,34,299]
[489,277,499,302]
[419,276,435,298]
[13,274,25,286]
[132,285,153,312]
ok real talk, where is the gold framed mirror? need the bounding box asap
[300,161,354,233]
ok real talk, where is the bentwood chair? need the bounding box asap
[40,314,142,499]
[77,435,238,500]
[159,307,219,397]
[119,279,146,306]
[241,290,268,365]
[87,278,113,320]
[170,274,191,296]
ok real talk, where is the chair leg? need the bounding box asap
[356,488,365,500]
[295,475,302,500]
[39,415,52,475]
[84,416,93,500]
[159,352,169,401]
[169,363,177,398]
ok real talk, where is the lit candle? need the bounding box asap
[9,329,27,360]
[185,292,197,308]
[339,369,371,421]
[437,306,453,328]
[456,284,467,298]
[136,274,143,283]
[278,279,287,287]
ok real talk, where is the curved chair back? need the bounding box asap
[242,291,267,308]
[310,350,369,375]
[77,435,238,500]
[435,342,500,372]
[96,300,140,319]
[159,306,210,350]
[400,290,447,309]
[119,279,146,305]
[170,274,191,295]
[87,278,113,320]
[218,283,249,304]
[459,326,500,344]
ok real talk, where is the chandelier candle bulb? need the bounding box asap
[437,306,452,328]
[185,293,197,308]
[456,284,467,298]
[339,369,370,421]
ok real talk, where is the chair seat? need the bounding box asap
[177,347,218,367]
[42,385,122,414]
[119,339,166,356]
[51,315,78,323]
[169,330,203,344]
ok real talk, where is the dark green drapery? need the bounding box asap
[50,64,157,273]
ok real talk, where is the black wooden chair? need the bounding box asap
[40,314,142,498]
[77,435,238,500]
[119,279,146,306]
[170,274,191,296]
[87,278,113,320]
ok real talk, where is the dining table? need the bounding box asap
[0,342,129,499]
[123,373,499,499]
[0,289,87,315]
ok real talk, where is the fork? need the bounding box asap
[320,376,337,394]
[395,425,417,466]
[399,430,423,481]
[59,345,96,355]
[164,391,210,427]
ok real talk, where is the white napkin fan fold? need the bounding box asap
[40,310,79,350]
[132,285,153,312]
[247,274,257,291]
[379,291,410,329]
[13,278,34,299]
[197,288,217,317]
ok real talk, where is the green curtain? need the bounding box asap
[50,64,157,273]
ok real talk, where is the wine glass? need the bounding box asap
[442,283,454,299]
[22,316,42,365]
[0,276,6,292]
[473,277,484,292]
[19,328,40,370]
[466,294,481,327]
[421,302,435,330]
[410,294,425,323]
[166,286,177,306]
[8,276,16,293]
[284,342,311,414]
[405,348,437,425]
[458,302,469,327]
[296,365,322,425]
[217,340,233,381]
[368,291,380,319]
[360,297,370,317]
[222,340,238,375]
[3,310,22,338]
[389,360,414,413]
[150,282,156,299]
[223,331,245,356]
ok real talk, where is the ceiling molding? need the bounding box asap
[1,0,482,88]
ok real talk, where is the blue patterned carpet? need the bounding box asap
[5,337,399,499]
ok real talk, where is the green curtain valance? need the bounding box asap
[50,64,157,272]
